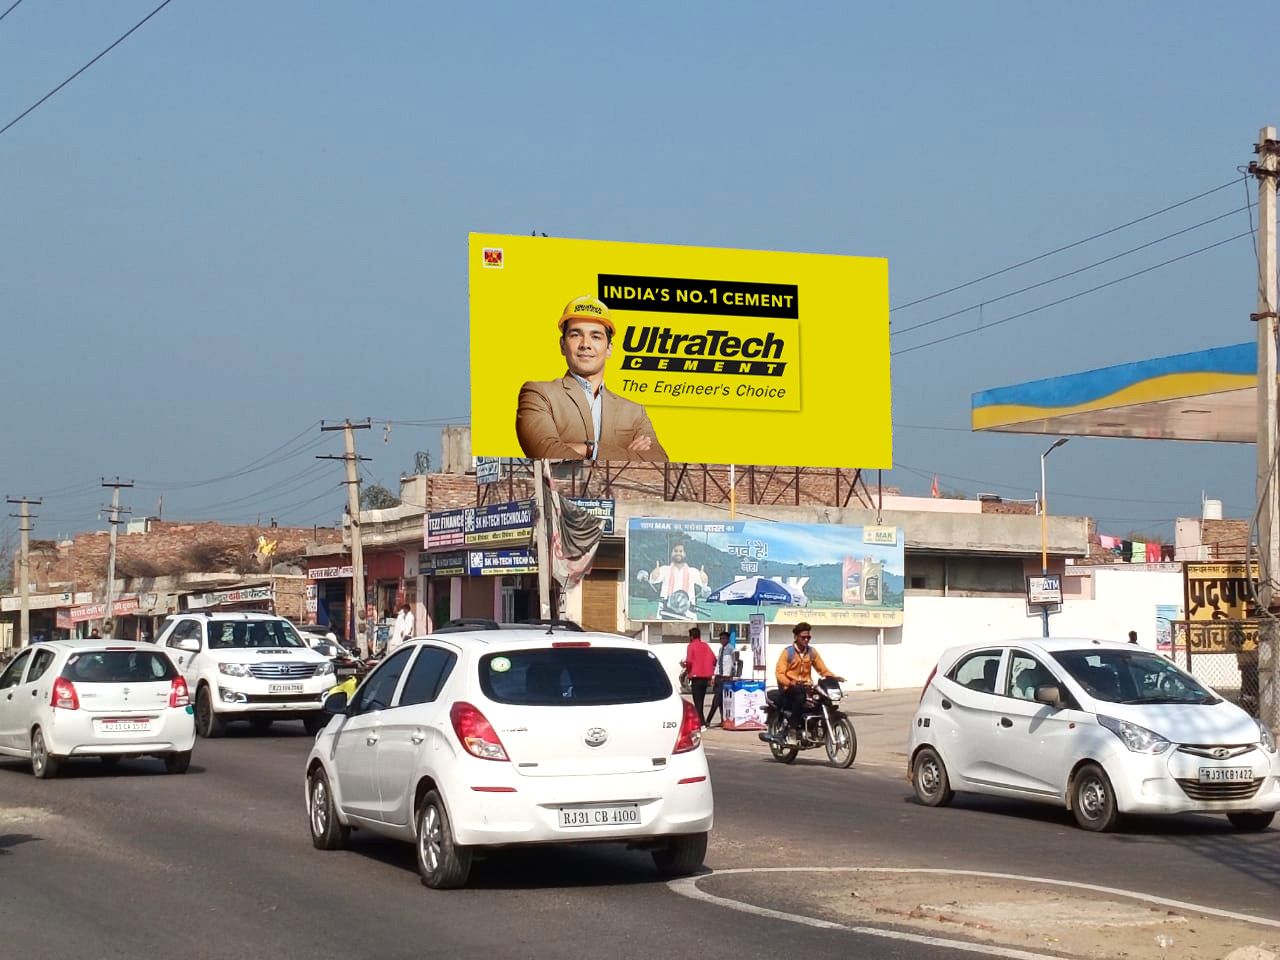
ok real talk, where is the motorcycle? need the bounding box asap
[758,677,857,768]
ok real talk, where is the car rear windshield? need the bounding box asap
[63,650,177,683]
[479,647,673,706]
[1050,649,1216,705]
[207,620,305,649]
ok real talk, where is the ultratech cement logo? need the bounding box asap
[598,273,801,410]
[620,327,786,376]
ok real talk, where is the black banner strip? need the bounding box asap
[599,273,799,319]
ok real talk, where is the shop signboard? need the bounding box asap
[566,497,615,534]
[308,565,366,580]
[425,500,536,551]
[61,597,140,624]
[419,550,468,576]
[469,234,891,467]
[2,591,92,613]
[187,585,273,609]
[1183,562,1259,652]
[1027,575,1062,605]
[626,517,904,626]
[467,547,538,576]
[475,457,501,485]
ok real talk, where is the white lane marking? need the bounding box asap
[669,866,1280,958]
[669,873,1072,960]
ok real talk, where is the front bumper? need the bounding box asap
[212,676,330,714]
[1108,744,1280,815]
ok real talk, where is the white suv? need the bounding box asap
[156,613,334,737]
[303,627,713,888]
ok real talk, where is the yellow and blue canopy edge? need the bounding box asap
[971,342,1261,443]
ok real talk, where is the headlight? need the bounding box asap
[218,662,252,678]
[1257,719,1278,754]
[1099,715,1172,754]
[316,661,335,676]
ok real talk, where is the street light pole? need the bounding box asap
[1040,437,1070,637]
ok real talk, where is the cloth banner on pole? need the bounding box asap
[545,473,605,589]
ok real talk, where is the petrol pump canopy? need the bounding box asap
[971,342,1260,442]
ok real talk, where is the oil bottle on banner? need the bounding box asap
[842,556,884,606]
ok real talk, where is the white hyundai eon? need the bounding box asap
[909,637,1280,832]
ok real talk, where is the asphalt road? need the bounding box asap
[1,707,1277,960]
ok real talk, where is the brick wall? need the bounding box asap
[29,522,342,593]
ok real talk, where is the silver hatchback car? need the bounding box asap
[908,637,1279,832]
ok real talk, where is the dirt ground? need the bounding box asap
[709,870,1280,960]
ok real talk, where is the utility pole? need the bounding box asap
[101,479,133,635]
[532,459,553,620]
[319,420,372,656]
[6,496,40,645]
[1252,125,1279,736]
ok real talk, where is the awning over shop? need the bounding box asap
[971,342,1260,442]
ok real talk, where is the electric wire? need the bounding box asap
[891,231,1250,358]
[0,0,177,140]
[892,205,1252,338]
[890,178,1242,312]
[133,427,325,490]
[0,0,25,25]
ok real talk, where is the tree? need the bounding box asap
[360,484,400,510]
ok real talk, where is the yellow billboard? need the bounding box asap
[469,234,891,467]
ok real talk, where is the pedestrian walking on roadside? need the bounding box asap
[388,603,414,655]
[704,630,735,727]
[681,626,716,724]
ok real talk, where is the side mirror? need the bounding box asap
[323,691,349,714]
[1034,684,1063,708]
[176,637,200,653]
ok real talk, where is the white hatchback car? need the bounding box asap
[304,627,714,888]
[909,637,1280,832]
[0,640,196,777]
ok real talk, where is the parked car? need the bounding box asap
[908,637,1280,832]
[304,627,713,888]
[0,639,195,777]
[295,623,339,647]
[155,612,334,737]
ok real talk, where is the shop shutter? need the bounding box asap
[581,571,619,633]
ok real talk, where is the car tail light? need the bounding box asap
[551,641,590,648]
[169,677,190,708]
[919,664,939,703]
[673,699,702,754]
[51,677,80,711]
[449,701,509,761]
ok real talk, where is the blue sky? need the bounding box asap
[1,2,1275,548]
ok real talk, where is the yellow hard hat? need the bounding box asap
[558,295,615,335]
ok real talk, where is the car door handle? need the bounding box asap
[410,731,425,744]
[366,734,379,746]
[1000,717,1013,727]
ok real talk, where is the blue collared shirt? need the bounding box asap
[569,370,602,460]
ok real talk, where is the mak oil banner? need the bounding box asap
[469,234,890,467]
[625,517,904,626]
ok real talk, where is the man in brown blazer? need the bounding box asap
[515,295,668,461]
